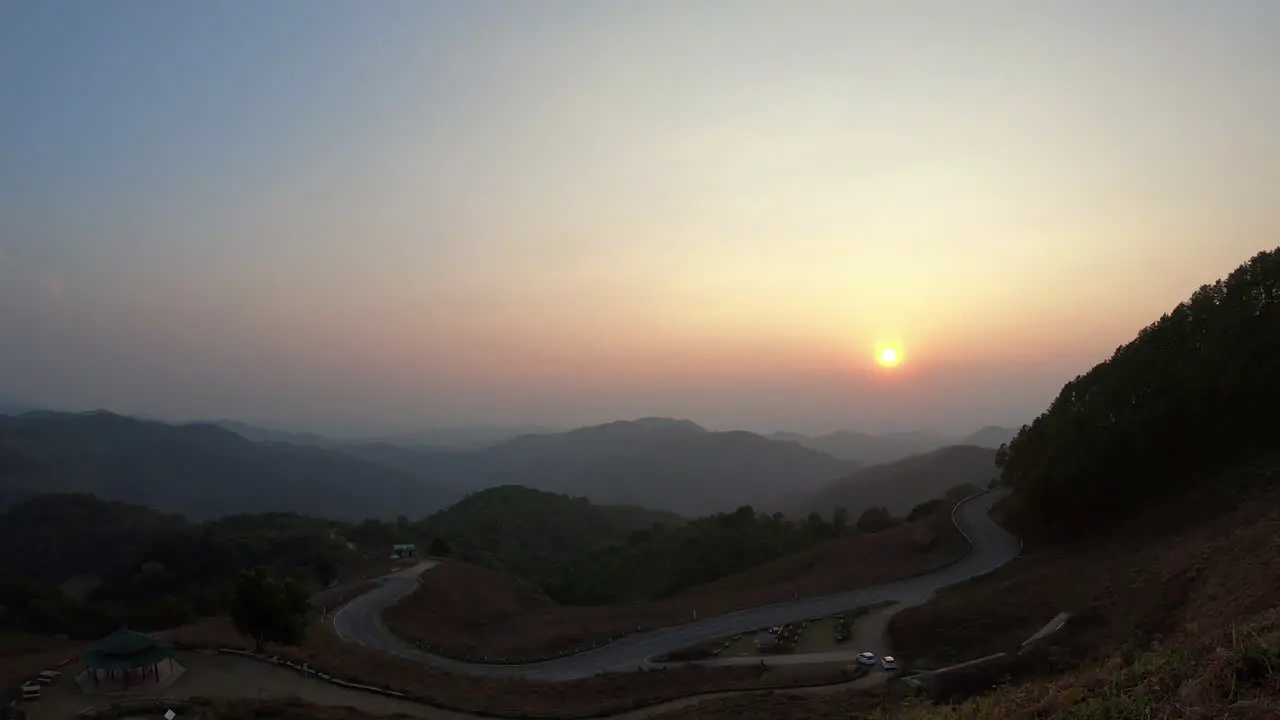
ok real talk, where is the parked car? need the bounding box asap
[881,655,899,671]
[855,651,877,666]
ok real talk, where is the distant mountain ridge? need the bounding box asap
[344,417,859,516]
[210,419,558,451]
[0,411,458,521]
[770,425,1018,464]
[0,408,1012,520]
[780,444,1000,520]
[210,419,335,446]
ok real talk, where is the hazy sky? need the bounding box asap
[2,1,1277,436]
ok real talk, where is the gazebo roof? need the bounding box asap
[84,628,173,671]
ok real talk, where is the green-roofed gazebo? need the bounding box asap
[83,628,174,688]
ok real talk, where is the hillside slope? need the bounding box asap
[0,411,457,520]
[783,445,998,518]
[644,251,1280,720]
[351,418,858,516]
[890,460,1280,670]
[415,485,682,583]
[770,426,1016,464]
[768,429,947,464]
[0,492,366,632]
[998,247,1280,540]
[384,503,966,662]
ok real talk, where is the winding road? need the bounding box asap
[333,488,1020,681]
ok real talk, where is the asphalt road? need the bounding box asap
[332,488,1020,681]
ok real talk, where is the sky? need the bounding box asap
[1,1,1277,437]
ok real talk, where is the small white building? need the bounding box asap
[391,543,416,559]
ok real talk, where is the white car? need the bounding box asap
[855,651,877,666]
[881,655,899,671]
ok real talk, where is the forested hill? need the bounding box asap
[997,248,1280,539]
[0,492,367,635]
[0,411,458,520]
[414,485,682,584]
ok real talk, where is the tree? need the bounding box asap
[428,537,451,558]
[805,511,832,539]
[855,506,896,534]
[831,506,849,534]
[906,499,943,522]
[994,249,1280,540]
[230,566,311,653]
[314,558,337,588]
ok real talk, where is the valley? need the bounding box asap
[3,250,1279,718]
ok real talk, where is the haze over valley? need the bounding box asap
[0,409,1011,518]
[2,2,1279,718]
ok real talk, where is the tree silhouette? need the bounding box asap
[230,566,310,653]
[855,506,896,534]
[832,506,850,534]
[996,248,1280,539]
[428,537,451,557]
[314,558,336,588]
[906,499,943,522]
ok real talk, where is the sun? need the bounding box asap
[876,346,902,368]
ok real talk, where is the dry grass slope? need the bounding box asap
[383,511,966,661]
[648,461,1280,719]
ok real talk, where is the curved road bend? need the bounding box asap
[333,488,1020,681]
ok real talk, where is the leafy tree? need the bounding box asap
[805,511,833,539]
[314,558,337,588]
[855,506,896,534]
[832,506,849,534]
[541,505,829,604]
[230,566,311,653]
[428,537,452,557]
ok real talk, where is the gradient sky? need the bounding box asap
[2,1,1277,436]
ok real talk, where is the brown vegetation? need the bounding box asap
[383,513,966,661]
[312,580,381,616]
[0,630,84,692]
[650,461,1280,719]
[889,461,1280,669]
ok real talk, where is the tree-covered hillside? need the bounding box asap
[0,493,370,635]
[997,248,1280,538]
[539,504,844,604]
[415,485,682,583]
